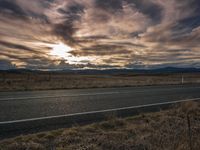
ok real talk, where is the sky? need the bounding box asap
[0,0,200,70]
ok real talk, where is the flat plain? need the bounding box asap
[0,72,200,91]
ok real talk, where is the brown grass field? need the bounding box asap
[0,72,200,91]
[0,101,199,150]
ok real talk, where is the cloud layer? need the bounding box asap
[0,0,200,70]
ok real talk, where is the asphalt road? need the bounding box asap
[0,84,200,123]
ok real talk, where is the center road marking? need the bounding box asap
[0,86,200,101]
[0,97,200,124]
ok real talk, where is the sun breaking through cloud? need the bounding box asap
[0,0,200,70]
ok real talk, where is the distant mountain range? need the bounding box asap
[0,67,200,74]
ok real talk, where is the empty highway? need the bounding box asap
[0,84,200,123]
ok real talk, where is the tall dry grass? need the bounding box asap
[0,101,199,150]
[0,73,200,91]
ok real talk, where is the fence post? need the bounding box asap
[182,75,184,84]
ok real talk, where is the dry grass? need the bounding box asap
[0,101,200,150]
[0,72,200,91]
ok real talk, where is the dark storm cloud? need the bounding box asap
[95,0,123,12]
[51,2,85,45]
[0,0,26,17]
[0,0,51,21]
[180,16,200,29]
[76,36,111,44]
[107,42,146,48]
[169,0,200,36]
[72,44,131,56]
[0,41,35,52]
[57,2,84,18]
[0,42,50,58]
[53,21,77,45]
[125,0,163,24]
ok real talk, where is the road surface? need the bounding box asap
[0,84,200,123]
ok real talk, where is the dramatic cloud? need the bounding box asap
[0,0,200,70]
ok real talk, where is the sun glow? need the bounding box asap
[50,42,96,65]
[50,42,73,59]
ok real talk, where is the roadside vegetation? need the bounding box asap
[0,101,200,150]
[0,72,200,91]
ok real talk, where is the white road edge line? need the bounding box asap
[1,86,200,101]
[0,97,200,124]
